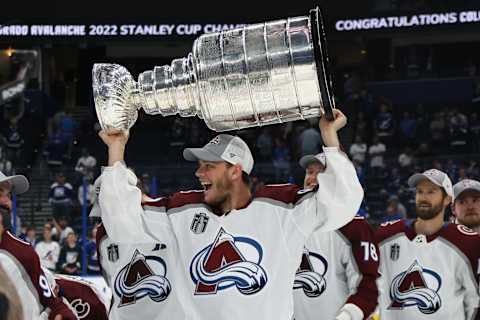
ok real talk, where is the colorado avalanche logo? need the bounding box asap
[190,227,267,295]
[389,260,442,314]
[293,247,327,297]
[114,250,171,307]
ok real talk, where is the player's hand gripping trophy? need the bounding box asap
[92,7,336,134]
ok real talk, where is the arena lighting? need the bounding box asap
[5,47,13,57]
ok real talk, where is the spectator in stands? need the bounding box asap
[2,119,24,167]
[398,147,414,170]
[255,128,274,162]
[468,112,480,152]
[21,226,36,247]
[74,147,97,180]
[45,130,68,168]
[448,108,469,153]
[51,216,74,244]
[58,112,76,144]
[0,148,13,177]
[388,195,407,218]
[368,135,386,173]
[48,172,74,220]
[429,112,447,153]
[466,160,480,179]
[386,167,403,195]
[354,112,369,142]
[414,142,432,160]
[349,135,367,164]
[398,111,417,147]
[77,176,94,210]
[373,102,395,144]
[272,137,291,182]
[57,232,81,275]
[445,159,458,183]
[35,224,60,272]
[457,166,468,183]
[86,225,100,275]
[414,104,431,140]
[298,120,321,157]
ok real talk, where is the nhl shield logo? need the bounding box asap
[191,212,209,234]
[108,244,119,262]
[390,243,400,261]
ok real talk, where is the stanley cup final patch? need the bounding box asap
[108,243,120,262]
[390,243,400,261]
[191,212,209,234]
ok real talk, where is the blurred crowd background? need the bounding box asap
[1,0,480,274]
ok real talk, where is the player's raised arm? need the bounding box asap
[97,130,169,243]
[293,109,364,235]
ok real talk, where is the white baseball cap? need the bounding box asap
[183,134,254,174]
[299,153,326,169]
[408,169,453,198]
[0,171,29,194]
[453,179,480,201]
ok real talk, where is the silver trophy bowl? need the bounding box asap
[93,7,335,133]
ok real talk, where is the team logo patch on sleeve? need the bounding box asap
[293,247,328,297]
[389,260,442,314]
[114,250,171,307]
[190,227,267,295]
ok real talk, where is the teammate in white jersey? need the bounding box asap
[97,109,364,320]
[376,169,480,320]
[0,171,77,320]
[293,153,379,320]
[453,179,480,233]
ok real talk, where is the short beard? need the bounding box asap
[457,211,480,229]
[205,177,232,213]
[415,202,444,220]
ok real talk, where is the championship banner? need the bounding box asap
[0,23,247,37]
[334,9,480,31]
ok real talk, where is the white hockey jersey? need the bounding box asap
[96,223,189,320]
[293,216,379,320]
[376,219,480,320]
[98,147,363,320]
[0,230,73,320]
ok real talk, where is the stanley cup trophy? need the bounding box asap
[93,7,335,133]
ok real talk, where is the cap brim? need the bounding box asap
[454,186,480,199]
[299,155,325,169]
[407,173,441,188]
[183,148,224,162]
[0,175,29,194]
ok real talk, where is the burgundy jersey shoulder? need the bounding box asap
[0,231,36,268]
[339,216,376,243]
[439,223,480,272]
[143,189,205,210]
[254,183,311,204]
[375,219,407,245]
[56,276,108,320]
[96,223,107,244]
[95,223,107,274]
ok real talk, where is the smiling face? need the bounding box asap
[453,190,480,229]
[415,179,450,220]
[195,160,236,208]
[0,181,12,212]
